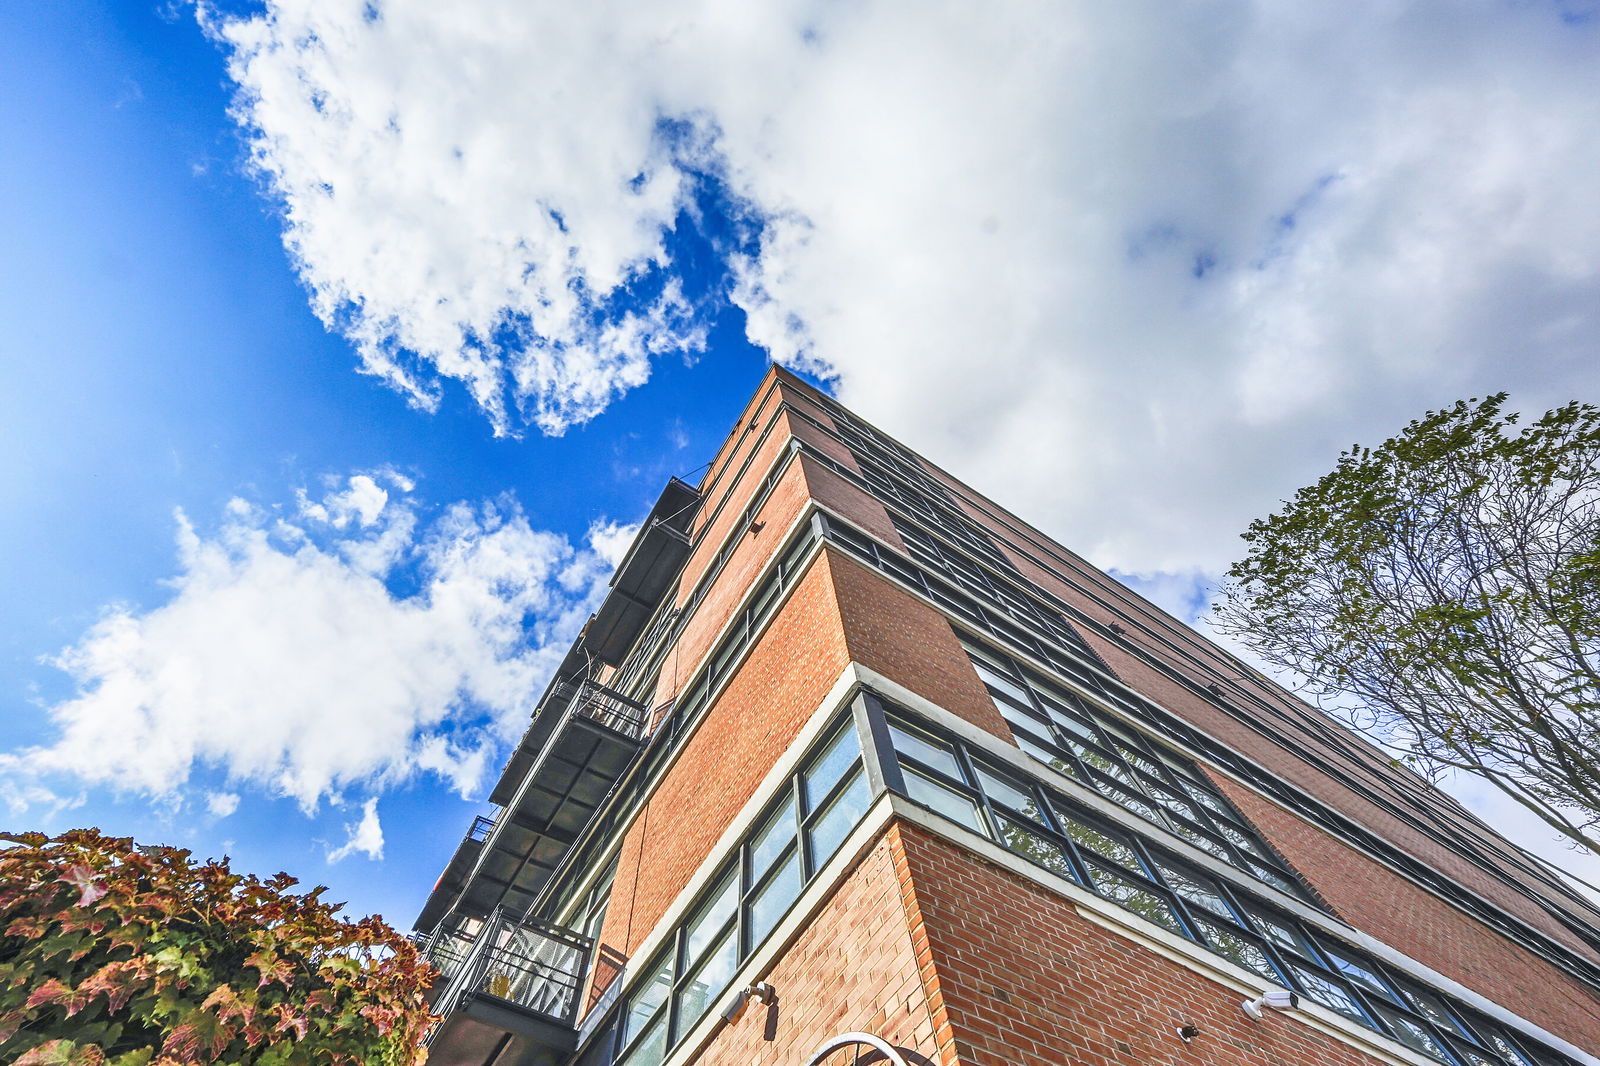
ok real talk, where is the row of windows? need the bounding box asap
[817,511,1110,698]
[805,403,1018,573]
[892,516,1103,669]
[802,393,1595,915]
[960,637,1306,899]
[583,718,872,1066]
[809,505,1600,989]
[834,404,1600,956]
[880,706,1577,1066]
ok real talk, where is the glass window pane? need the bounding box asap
[808,770,870,870]
[974,763,1042,820]
[1146,783,1201,824]
[1087,866,1184,934]
[1182,782,1235,819]
[1490,1035,1538,1066]
[1170,822,1235,863]
[1376,1007,1451,1061]
[747,850,803,948]
[1086,775,1164,824]
[905,769,986,834]
[1013,732,1076,779]
[1246,862,1301,895]
[970,657,1035,707]
[1249,910,1315,957]
[675,926,738,1036]
[889,722,964,780]
[622,954,672,1045]
[1115,744,1165,779]
[1195,918,1281,981]
[803,723,860,810]
[1216,822,1266,857]
[681,870,737,967]
[1159,865,1236,920]
[1291,966,1374,1028]
[997,816,1077,881]
[1321,944,1399,1002]
[1060,817,1143,872]
[749,795,797,881]
[620,1012,668,1066]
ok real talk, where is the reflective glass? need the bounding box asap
[1160,866,1235,920]
[1291,966,1373,1027]
[889,722,965,780]
[804,724,860,809]
[997,816,1076,880]
[747,850,802,948]
[1013,732,1075,778]
[1322,944,1398,1002]
[974,764,1039,818]
[623,955,672,1045]
[675,926,738,1036]
[622,1012,668,1066]
[808,770,870,870]
[1062,819,1142,872]
[970,658,1033,706]
[681,871,737,966]
[749,796,797,880]
[1088,867,1184,934]
[905,769,986,833]
[1377,1007,1452,1061]
[1195,919,1280,981]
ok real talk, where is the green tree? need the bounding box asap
[1213,394,1600,854]
[0,828,434,1065]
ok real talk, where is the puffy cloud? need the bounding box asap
[204,0,1600,577]
[205,791,240,819]
[327,797,385,862]
[2,474,618,815]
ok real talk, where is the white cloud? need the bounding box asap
[587,520,641,572]
[203,0,1600,577]
[1,474,614,816]
[200,1,1600,882]
[206,791,240,818]
[327,797,385,862]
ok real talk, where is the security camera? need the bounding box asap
[720,982,777,1023]
[1240,990,1299,1021]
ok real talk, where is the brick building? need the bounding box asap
[413,367,1600,1066]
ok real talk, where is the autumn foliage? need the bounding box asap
[0,829,433,1065]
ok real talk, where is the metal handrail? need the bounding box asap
[426,910,593,1043]
[561,679,648,739]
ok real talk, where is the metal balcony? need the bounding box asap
[417,680,648,931]
[423,909,592,1066]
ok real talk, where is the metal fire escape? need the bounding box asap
[413,477,699,1066]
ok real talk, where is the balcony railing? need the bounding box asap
[427,909,593,1042]
[559,679,648,739]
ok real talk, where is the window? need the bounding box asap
[958,637,1307,900]
[607,715,868,1066]
[872,699,1575,1066]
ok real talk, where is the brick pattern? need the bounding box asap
[825,549,1012,743]
[891,820,1405,1066]
[1210,774,1600,1052]
[653,455,815,713]
[597,552,853,967]
[693,827,942,1066]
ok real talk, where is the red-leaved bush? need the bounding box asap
[0,829,433,1065]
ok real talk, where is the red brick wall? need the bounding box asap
[1211,775,1600,1051]
[826,549,1011,743]
[598,551,852,965]
[654,454,815,713]
[693,826,944,1066]
[892,821,1408,1066]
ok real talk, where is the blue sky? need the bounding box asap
[3,0,1599,927]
